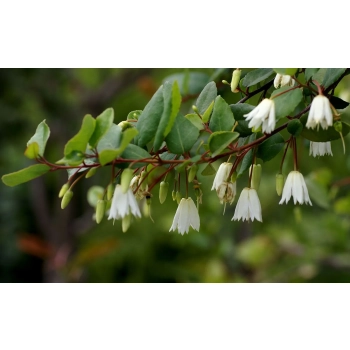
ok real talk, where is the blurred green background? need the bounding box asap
[1,68,350,283]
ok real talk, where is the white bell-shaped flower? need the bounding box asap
[279,171,312,205]
[108,184,141,221]
[243,98,276,134]
[232,187,262,222]
[309,141,333,157]
[306,95,333,130]
[211,162,233,191]
[169,197,200,235]
[274,73,295,89]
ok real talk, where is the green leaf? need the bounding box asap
[300,116,350,142]
[202,100,214,123]
[97,124,122,153]
[121,144,152,168]
[322,68,347,89]
[87,186,105,208]
[201,163,216,176]
[273,68,298,76]
[165,114,200,154]
[209,96,235,132]
[98,128,138,166]
[334,195,350,215]
[305,68,319,81]
[135,85,164,147]
[162,72,210,95]
[230,103,255,137]
[237,149,253,177]
[271,87,303,120]
[2,164,50,187]
[89,108,114,148]
[185,113,204,130]
[208,131,240,157]
[26,120,50,157]
[242,69,274,87]
[126,110,142,121]
[24,142,39,159]
[164,80,181,136]
[329,96,349,110]
[312,68,327,85]
[64,114,96,156]
[154,80,182,151]
[195,81,217,115]
[257,133,285,162]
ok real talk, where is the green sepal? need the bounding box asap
[2,164,50,187]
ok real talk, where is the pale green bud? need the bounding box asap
[176,191,182,204]
[95,199,106,224]
[231,69,241,93]
[334,121,343,133]
[118,121,133,131]
[192,105,199,113]
[85,167,97,179]
[276,173,284,196]
[122,214,131,232]
[61,190,73,209]
[107,184,114,201]
[58,183,69,198]
[231,171,237,183]
[251,164,262,191]
[172,190,176,201]
[188,164,198,183]
[222,80,230,85]
[159,181,169,204]
[121,169,134,193]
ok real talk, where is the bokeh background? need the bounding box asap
[1,68,350,283]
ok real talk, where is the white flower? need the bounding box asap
[309,141,333,157]
[232,187,262,222]
[274,74,295,89]
[306,95,333,130]
[169,197,200,235]
[279,171,312,205]
[211,162,233,191]
[108,184,141,221]
[217,181,236,205]
[243,98,276,134]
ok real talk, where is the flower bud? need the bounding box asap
[176,191,182,204]
[192,105,199,113]
[118,121,133,131]
[85,167,97,179]
[222,80,230,85]
[121,168,134,193]
[107,184,114,201]
[61,190,73,209]
[58,183,69,198]
[159,181,169,204]
[188,164,198,183]
[334,121,343,133]
[230,69,241,93]
[172,190,176,201]
[231,171,237,183]
[122,214,131,232]
[251,164,262,191]
[95,199,106,224]
[276,173,284,196]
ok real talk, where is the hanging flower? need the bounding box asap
[169,197,200,235]
[309,141,333,157]
[211,162,233,191]
[274,74,295,89]
[217,181,236,205]
[108,184,141,221]
[243,98,276,134]
[232,187,262,222]
[279,171,312,205]
[306,95,333,130]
